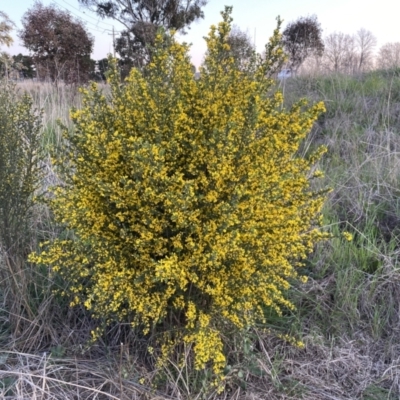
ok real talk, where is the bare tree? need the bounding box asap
[377,42,400,70]
[323,32,357,73]
[323,33,345,72]
[0,11,14,48]
[343,34,357,73]
[355,28,376,71]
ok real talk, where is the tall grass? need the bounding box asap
[1,71,400,398]
[16,81,82,146]
[279,70,400,398]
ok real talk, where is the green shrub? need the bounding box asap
[0,80,43,253]
[0,79,43,325]
[30,8,329,382]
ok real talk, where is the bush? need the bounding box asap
[30,8,329,382]
[0,80,43,253]
[0,79,43,330]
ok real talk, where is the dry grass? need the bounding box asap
[0,351,155,399]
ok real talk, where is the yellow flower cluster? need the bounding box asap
[342,231,353,241]
[29,7,329,382]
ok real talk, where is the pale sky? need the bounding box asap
[2,0,400,68]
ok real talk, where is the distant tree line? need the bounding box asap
[306,28,378,74]
[0,55,113,82]
[3,2,400,84]
[0,0,208,83]
[305,30,400,74]
[281,16,400,75]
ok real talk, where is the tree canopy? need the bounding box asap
[19,2,94,85]
[281,15,324,72]
[12,54,36,79]
[79,0,207,70]
[0,11,15,48]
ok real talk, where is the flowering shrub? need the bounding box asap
[30,8,329,380]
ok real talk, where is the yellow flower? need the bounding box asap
[342,231,353,241]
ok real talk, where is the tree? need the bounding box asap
[281,15,324,72]
[12,54,36,79]
[0,52,26,80]
[0,52,12,78]
[79,0,207,70]
[19,2,94,85]
[355,28,376,71]
[88,58,111,81]
[0,12,16,78]
[97,57,110,80]
[0,11,14,48]
[114,28,151,73]
[226,25,255,70]
[30,8,329,382]
[323,32,357,73]
[377,42,400,70]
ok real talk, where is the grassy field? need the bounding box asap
[1,70,400,399]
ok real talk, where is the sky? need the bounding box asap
[2,0,400,68]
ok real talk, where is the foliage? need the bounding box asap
[0,79,44,333]
[0,11,14,48]
[0,52,12,78]
[12,54,36,79]
[0,12,15,78]
[78,0,207,32]
[30,7,328,383]
[79,0,207,71]
[19,2,94,85]
[282,15,324,72]
[97,58,110,80]
[0,80,43,256]
[0,53,36,80]
[114,22,159,73]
